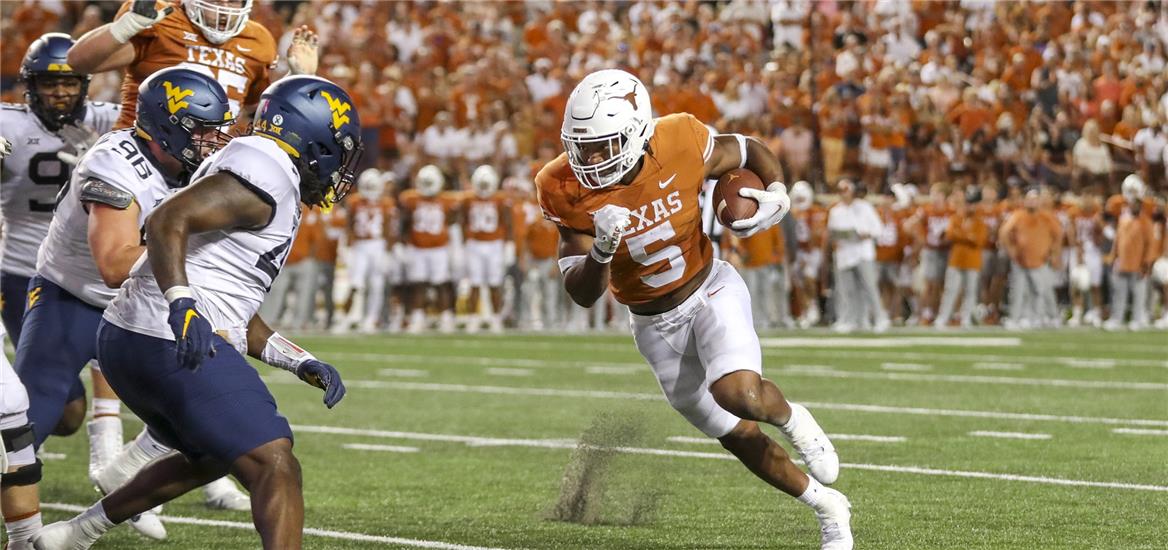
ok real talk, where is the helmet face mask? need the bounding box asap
[31,75,85,119]
[185,0,253,44]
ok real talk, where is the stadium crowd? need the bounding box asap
[3,0,1168,333]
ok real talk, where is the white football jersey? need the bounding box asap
[36,129,177,308]
[0,102,119,277]
[105,136,301,341]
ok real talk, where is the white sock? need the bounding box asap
[132,429,172,462]
[92,398,121,418]
[76,501,115,540]
[5,511,42,544]
[796,476,829,510]
[779,402,803,437]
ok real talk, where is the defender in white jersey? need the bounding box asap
[12,66,234,544]
[36,76,361,550]
[1,33,120,348]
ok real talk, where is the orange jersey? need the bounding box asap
[288,205,323,264]
[946,213,989,270]
[921,203,952,249]
[400,190,460,248]
[536,113,714,306]
[114,0,277,129]
[794,205,828,250]
[875,206,912,263]
[1105,195,1157,221]
[1069,206,1103,251]
[976,202,1007,248]
[526,216,560,260]
[464,194,510,242]
[347,194,395,241]
[735,225,784,268]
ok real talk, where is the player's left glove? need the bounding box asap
[167,296,215,371]
[296,359,346,408]
[0,136,11,159]
[731,182,791,238]
[56,123,101,166]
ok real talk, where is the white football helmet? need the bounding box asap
[1152,257,1168,285]
[1121,174,1146,201]
[790,180,813,210]
[185,0,253,44]
[561,69,655,189]
[891,182,918,209]
[357,168,384,197]
[471,165,500,198]
[1069,264,1092,291]
[415,164,445,197]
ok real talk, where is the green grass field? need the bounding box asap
[29,329,1168,549]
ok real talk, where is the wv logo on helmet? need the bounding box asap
[320,91,351,129]
[163,81,196,114]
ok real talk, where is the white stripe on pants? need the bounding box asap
[834,260,888,328]
[936,267,979,325]
[1109,271,1149,324]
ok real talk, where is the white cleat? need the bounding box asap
[128,511,167,540]
[85,417,123,485]
[815,487,854,550]
[782,403,840,485]
[203,477,251,511]
[33,519,97,550]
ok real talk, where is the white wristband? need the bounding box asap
[261,332,316,373]
[109,12,152,44]
[164,285,193,302]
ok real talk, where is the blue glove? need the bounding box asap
[296,359,345,408]
[167,297,215,371]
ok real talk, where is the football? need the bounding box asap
[712,168,765,228]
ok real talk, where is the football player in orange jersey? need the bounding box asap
[913,182,952,324]
[537,69,852,550]
[67,0,319,129]
[975,183,1010,325]
[462,165,513,333]
[400,165,461,333]
[1067,192,1105,326]
[789,181,829,327]
[339,169,396,333]
[877,184,918,324]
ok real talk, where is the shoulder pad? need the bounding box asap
[79,178,135,210]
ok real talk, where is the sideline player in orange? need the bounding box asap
[400,165,461,333]
[462,165,513,333]
[64,0,321,529]
[537,69,852,550]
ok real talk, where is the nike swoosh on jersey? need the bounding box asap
[658,174,677,189]
[182,309,199,339]
[707,286,726,297]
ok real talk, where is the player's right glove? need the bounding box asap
[56,123,100,166]
[110,0,173,44]
[167,296,215,371]
[590,204,631,263]
[296,360,346,409]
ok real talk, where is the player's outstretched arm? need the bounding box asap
[146,171,272,371]
[246,315,346,408]
[68,1,172,74]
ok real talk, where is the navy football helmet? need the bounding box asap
[251,75,363,207]
[20,33,90,131]
[135,67,233,172]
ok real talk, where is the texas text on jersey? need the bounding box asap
[0,101,119,279]
[536,113,714,307]
[112,0,277,128]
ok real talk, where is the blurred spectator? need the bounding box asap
[827,180,889,332]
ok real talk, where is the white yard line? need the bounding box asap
[969,431,1053,440]
[776,366,1167,391]
[761,348,1168,369]
[40,502,511,549]
[972,362,1025,371]
[292,424,1167,492]
[1111,428,1168,436]
[343,443,421,453]
[39,452,67,461]
[485,368,534,377]
[760,336,1022,348]
[1058,358,1116,369]
[585,366,641,375]
[265,377,1168,427]
[880,363,933,372]
[668,434,906,444]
